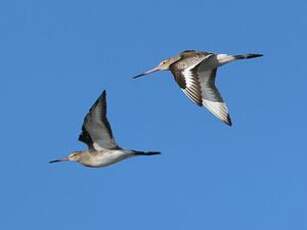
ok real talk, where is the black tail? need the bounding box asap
[133,151,161,156]
[234,53,263,60]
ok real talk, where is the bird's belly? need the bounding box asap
[82,151,129,168]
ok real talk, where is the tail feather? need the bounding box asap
[234,53,263,60]
[133,151,161,156]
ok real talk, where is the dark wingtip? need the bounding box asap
[225,115,232,127]
[96,90,107,103]
[101,90,106,98]
[88,89,107,114]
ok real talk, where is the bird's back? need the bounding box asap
[172,50,212,70]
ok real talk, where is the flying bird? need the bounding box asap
[49,90,160,168]
[133,50,263,126]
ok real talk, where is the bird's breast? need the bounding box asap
[81,150,130,168]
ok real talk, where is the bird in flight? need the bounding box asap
[133,50,263,126]
[49,90,160,168]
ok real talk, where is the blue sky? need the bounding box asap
[1,0,307,229]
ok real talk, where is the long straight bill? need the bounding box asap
[49,157,69,164]
[132,66,160,79]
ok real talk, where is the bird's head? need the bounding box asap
[133,55,181,79]
[49,151,82,164]
[68,151,82,161]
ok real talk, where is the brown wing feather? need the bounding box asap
[170,59,203,106]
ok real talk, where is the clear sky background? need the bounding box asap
[1,0,306,229]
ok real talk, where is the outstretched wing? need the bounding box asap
[197,67,231,126]
[78,90,118,150]
[170,54,232,126]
